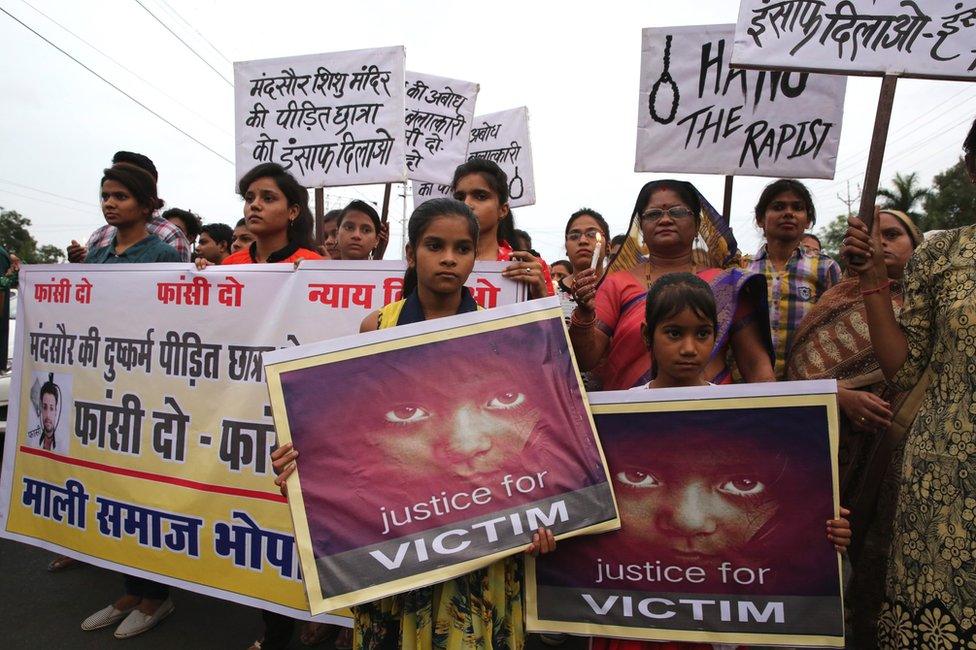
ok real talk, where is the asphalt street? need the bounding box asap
[0,538,584,649]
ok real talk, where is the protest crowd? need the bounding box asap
[3,6,976,649]
[0,112,968,649]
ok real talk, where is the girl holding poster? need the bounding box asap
[588,273,851,650]
[450,158,554,298]
[273,197,556,650]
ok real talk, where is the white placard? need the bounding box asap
[636,24,846,179]
[414,106,536,208]
[234,46,407,187]
[731,1,976,81]
[405,72,479,184]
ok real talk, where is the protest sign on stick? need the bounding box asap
[528,381,844,647]
[264,298,619,613]
[0,262,522,621]
[234,46,407,188]
[636,24,846,180]
[405,72,479,184]
[414,106,536,208]
[731,0,976,81]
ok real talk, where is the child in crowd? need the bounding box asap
[272,198,555,650]
[592,273,852,650]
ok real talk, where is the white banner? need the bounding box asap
[0,261,522,620]
[731,1,976,81]
[234,46,407,187]
[405,72,479,184]
[636,24,846,179]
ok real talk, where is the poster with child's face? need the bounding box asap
[264,298,619,613]
[527,382,845,648]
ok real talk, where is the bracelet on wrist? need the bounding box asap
[570,309,596,329]
[861,279,892,296]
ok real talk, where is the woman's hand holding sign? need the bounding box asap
[271,442,299,497]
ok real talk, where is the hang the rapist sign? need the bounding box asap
[528,382,845,647]
[0,261,521,621]
[264,298,619,614]
[636,24,846,179]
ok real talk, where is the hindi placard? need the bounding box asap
[264,298,619,613]
[234,46,407,187]
[732,0,976,81]
[405,72,479,184]
[528,381,844,647]
[637,24,846,179]
[0,262,522,621]
[413,106,536,208]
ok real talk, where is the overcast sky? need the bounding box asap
[1,0,974,263]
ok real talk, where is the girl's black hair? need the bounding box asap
[451,159,515,246]
[236,163,315,250]
[323,208,342,225]
[101,163,164,219]
[162,208,203,239]
[754,178,817,227]
[643,272,718,378]
[402,198,479,296]
[337,200,381,231]
[632,180,702,225]
[965,117,976,176]
[566,207,610,238]
[551,260,573,275]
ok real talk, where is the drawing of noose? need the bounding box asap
[649,34,680,124]
[509,166,524,201]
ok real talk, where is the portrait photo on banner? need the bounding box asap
[25,371,72,456]
[264,298,620,613]
[528,382,844,648]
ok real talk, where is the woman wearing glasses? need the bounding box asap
[569,180,776,390]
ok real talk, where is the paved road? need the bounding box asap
[0,538,584,649]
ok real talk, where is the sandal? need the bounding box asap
[47,555,80,572]
[300,621,337,646]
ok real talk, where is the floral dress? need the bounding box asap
[876,225,976,649]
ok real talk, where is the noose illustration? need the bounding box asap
[509,166,524,201]
[649,34,680,124]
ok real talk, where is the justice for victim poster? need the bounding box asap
[527,381,845,648]
[264,298,620,613]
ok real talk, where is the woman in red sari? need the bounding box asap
[571,180,774,389]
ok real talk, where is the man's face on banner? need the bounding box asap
[612,433,779,563]
[365,373,541,481]
[41,392,58,435]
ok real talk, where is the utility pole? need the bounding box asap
[836,180,861,217]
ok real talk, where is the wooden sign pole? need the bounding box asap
[722,175,734,220]
[380,183,392,223]
[856,74,898,228]
[314,187,325,245]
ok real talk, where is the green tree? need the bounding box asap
[817,213,849,260]
[0,207,64,263]
[877,172,930,222]
[922,159,976,231]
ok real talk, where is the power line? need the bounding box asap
[18,0,231,135]
[0,5,233,164]
[0,188,99,215]
[131,0,232,87]
[154,0,232,65]
[0,178,91,206]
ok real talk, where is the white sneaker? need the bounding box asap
[113,599,175,639]
[81,603,134,631]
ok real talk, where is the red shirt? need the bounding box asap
[222,244,323,265]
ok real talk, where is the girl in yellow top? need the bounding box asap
[273,198,555,649]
